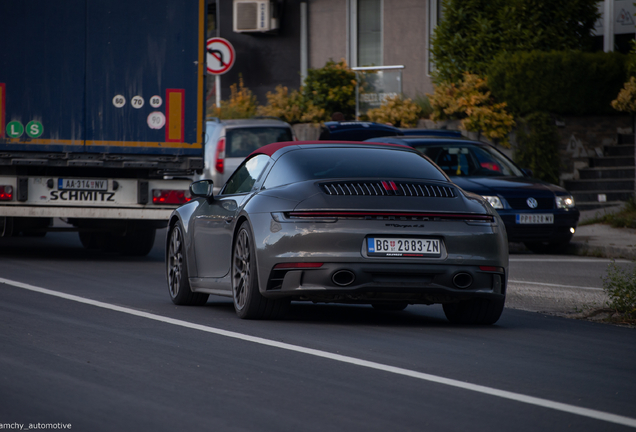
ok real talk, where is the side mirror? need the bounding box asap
[190,179,214,199]
[522,168,533,177]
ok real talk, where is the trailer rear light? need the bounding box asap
[215,137,226,174]
[152,189,191,205]
[0,185,13,201]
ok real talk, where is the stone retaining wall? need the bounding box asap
[555,115,632,181]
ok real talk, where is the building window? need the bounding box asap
[357,0,382,66]
[348,0,382,67]
[427,0,441,75]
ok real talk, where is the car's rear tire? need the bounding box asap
[167,223,209,306]
[372,302,408,311]
[442,297,505,325]
[233,221,290,319]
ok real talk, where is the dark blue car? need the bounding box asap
[367,135,580,253]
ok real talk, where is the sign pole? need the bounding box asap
[216,75,221,108]
[206,37,236,111]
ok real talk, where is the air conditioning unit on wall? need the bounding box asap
[233,0,279,33]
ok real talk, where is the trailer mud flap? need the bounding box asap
[0,217,13,237]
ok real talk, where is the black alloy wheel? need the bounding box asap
[167,223,209,306]
[232,221,289,319]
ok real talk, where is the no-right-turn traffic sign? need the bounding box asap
[206,37,235,75]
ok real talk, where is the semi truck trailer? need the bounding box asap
[0,0,206,255]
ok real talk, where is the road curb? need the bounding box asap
[567,241,636,261]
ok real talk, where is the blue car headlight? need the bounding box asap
[482,195,504,209]
[556,195,575,209]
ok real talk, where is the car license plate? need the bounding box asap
[58,178,108,191]
[367,237,441,256]
[516,214,554,224]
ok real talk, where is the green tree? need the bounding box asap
[431,0,600,83]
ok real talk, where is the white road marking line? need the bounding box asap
[510,258,632,263]
[2,277,635,429]
[508,280,604,291]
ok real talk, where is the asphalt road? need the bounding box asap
[1,231,635,431]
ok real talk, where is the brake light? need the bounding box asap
[273,262,324,269]
[215,137,226,174]
[0,185,13,201]
[152,189,191,205]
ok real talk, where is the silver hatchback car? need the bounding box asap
[200,118,295,193]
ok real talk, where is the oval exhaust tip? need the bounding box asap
[453,272,473,289]
[332,270,356,286]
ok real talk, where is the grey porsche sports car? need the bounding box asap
[166,141,509,324]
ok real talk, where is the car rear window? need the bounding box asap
[226,127,293,158]
[263,147,447,189]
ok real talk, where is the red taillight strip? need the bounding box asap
[273,262,324,269]
[287,211,493,221]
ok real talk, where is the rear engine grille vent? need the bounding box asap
[321,181,456,198]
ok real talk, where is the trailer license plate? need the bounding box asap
[58,178,108,191]
[368,238,440,256]
[516,214,554,224]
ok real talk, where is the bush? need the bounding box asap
[209,76,257,119]
[428,73,515,145]
[612,76,636,114]
[514,112,561,184]
[488,51,627,115]
[257,60,355,124]
[366,95,422,127]
[603,261,636,321]
[257,85,327,124]
[627,53,636,77]
[414,95,433,119]
[303,60,356,120]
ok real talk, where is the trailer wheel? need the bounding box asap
[78,232,100,249]
[117,228,156,256]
